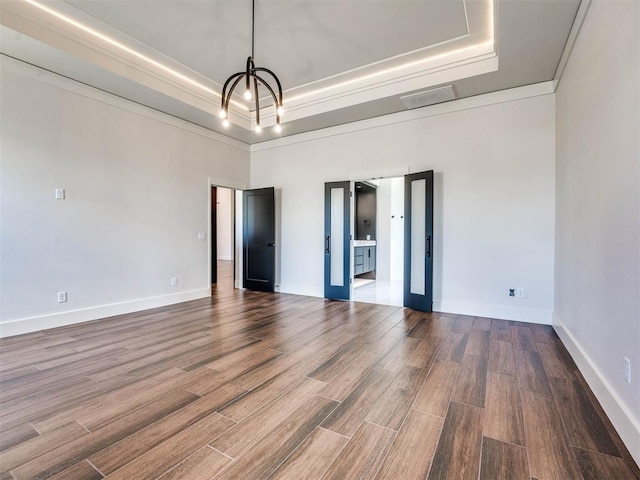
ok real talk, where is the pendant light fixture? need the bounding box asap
[219,0,284,133]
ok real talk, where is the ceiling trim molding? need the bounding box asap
[261,48,498,126]
[262,0,496,125]
[282,0,494,98]
[0,0,252,130]
[1,0,495,133]
[552,0,593,91]
[0,54,250,151]
[250,81,555,153]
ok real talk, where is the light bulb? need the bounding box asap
[277,105,284,116]
[255,124,262,133]
[274,124,282,133]
[219,109,227,119]
[223,119,230,128]
[244,89,252,100]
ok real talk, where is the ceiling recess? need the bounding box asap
[400,85,457,109]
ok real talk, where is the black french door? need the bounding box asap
[404,170,434,311]
[324,181,351,300]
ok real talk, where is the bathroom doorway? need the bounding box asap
[325,171,434,311]
[352,178,404,307]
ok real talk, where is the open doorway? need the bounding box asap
[210,185,277,294]
[211,186,235,291]
[325,171,433,311]
[352,178,404,307]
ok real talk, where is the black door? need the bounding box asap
[324,181,351,300]
[404,170,434,311]
[243,187,275,292]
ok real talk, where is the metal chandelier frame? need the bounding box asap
[219,0,283,132]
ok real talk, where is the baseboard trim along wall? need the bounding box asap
[278,284,325,299]
[276,286,552,325]
[554,315,640,467]
[434,300,552,325]
[0,288,211,338]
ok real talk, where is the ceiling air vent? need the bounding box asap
[400,85,456,109]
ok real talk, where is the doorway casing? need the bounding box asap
[323,169,434,312]
[208,177,248,291]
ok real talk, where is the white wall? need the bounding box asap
[0,57,250,336]
[374,178,391,281]
[216,187,234,260]
[389,177,404,282]
[374,177,404,283]
[251,89,556,323]
[554,0,640,463]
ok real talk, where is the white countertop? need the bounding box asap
[354,240,376,247]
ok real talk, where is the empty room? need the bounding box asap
[0,0,638,479]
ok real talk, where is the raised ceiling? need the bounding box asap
[0,0,581,144]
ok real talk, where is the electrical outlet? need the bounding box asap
[509,289,515,297]
[197,232,205,240]
[57,291,67,303]
[516,288,525,298]
[170,277,178,286]
[55,188,65,200]
[624,357,631,383]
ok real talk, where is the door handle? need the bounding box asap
[426,235,431,258]
[325,235,330,254]
[267,242,276,247]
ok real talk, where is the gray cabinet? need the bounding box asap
[354,247,364,275]
[365,246,376,272]
[354,246,376,276]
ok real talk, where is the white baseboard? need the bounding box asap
[0,288,211,338]
[434,300,552,324]
[278,283,324,298]
[554,314,640,467]
[273,289,551,324]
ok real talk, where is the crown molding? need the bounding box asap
[0,0,252,129]
[1,0,496,133]
[251,81,555,153]
[262,0,497,125]
[552,0,593,91]
[0,54,250,151]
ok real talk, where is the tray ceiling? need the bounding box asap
[0,0,581,144]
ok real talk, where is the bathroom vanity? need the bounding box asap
[354,240,376,276]
[354,181,377,277]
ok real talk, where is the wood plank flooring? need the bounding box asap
[1,275,639,479]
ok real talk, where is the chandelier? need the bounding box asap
[219,0,284,133]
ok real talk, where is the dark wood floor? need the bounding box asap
[1,270,638,479]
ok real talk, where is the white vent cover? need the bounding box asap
[400,85,456,109]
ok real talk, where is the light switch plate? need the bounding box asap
[197,232,205,240]
[55,188,65,199]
